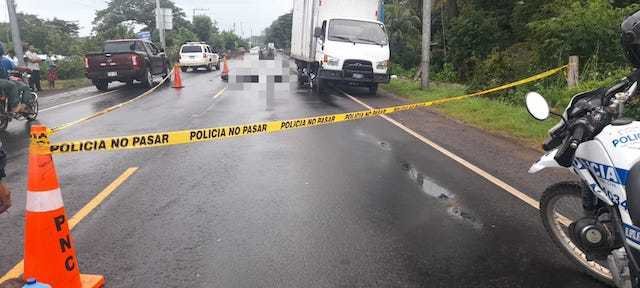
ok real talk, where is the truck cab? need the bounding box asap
[290,0,389,95]
[314,18,389,94]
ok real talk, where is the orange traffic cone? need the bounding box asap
[221,56,229,82]
[24,125,104,288]
[172,64,184,88]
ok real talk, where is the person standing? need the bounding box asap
[24,45,42,92]
[6,50,17,66]
[48,63,58,89]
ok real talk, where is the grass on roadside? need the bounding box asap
[42,78,91,92]
[383,79,557,147]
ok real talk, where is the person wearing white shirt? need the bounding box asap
[24,45,42,91]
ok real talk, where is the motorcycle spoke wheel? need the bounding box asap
[541,183,613,283]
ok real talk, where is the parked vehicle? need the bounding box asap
[84,39,170,91]
[0,69,38,130]
[178,42,220,72]
[290,0,389,95]
[526,72,640,287]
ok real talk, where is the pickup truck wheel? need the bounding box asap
[181,67,188,73]
[95,80,109,92]
[206,63,213,72]
[142,67,154,88]
[215,64,220,70]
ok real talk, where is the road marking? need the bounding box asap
[0,167,139,283]
[340,90,541,210]
[52,72,172,133]
[40,89,121,112]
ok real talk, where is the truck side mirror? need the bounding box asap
[314,27,323,39]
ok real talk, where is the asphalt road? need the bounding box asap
[0,55,607,287]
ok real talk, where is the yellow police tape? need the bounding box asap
[46,65,567,155]
[50,69,174,133]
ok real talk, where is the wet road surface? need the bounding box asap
[0,56,606,287]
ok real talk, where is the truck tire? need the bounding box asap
[181,67,188,73]
[215,63,220,70]
[313,78,326,96]
[207,63,213,72]
[369,84,378,95]
[95,80,109,91]
[142,67,154,88]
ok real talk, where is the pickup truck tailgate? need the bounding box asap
[87,53,136,72]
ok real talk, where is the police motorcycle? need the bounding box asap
[526,11,640,288]
[0,67,39,131]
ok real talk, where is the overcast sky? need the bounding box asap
[0,0,293,37]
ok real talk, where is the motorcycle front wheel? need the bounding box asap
[540,181,614,285]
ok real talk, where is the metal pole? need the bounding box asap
[421,0,432,89]
[156,0,166,50]
[6,0,24,65]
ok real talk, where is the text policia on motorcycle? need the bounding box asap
[524,9,640,288]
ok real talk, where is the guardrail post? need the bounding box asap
[567,56,579,88]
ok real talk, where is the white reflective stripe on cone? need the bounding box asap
[26,188,64,212]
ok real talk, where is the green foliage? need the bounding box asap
[264,12,293,49]
[192,16,213,43]
[385,0,421,70]
[56,56,85,80]
[93,1,247,62]
[528,0,639,72]
[385,0,640,85]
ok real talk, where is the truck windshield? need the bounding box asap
[328,19,388,45]
[103,42,135,53]
[182,46,203,53]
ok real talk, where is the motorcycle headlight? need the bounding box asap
[323,55,340,67]
[376,60,389,70]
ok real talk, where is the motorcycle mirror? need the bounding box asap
[525,92,551,121]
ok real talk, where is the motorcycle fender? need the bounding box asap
[529,149,561,174]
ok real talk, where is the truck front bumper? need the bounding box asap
[317,69,389,84]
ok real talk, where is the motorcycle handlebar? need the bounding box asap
[554,122,587,167]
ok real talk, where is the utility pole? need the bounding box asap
[421,0,432,89]
[156,0,166,50]
[6,0,24,65]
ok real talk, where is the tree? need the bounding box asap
[263,12,292,49]
[193,16,213,43]
[385,0,421,71]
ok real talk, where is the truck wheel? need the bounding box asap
[313,78,326,95]
[215,64,220,70]
[181,67,188,73]
[369,84,378,95]
[95,80,109,92]
[142,67,154,88]
[207,63,213,72]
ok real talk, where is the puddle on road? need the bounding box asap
[402,162,483,229]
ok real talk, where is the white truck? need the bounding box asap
[291,0,389,95]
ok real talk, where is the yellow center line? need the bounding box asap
[0,167,139,283]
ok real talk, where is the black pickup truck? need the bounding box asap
[85,39,170,91]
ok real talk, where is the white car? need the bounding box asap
[179,42,220,72]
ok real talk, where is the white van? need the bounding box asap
[178,42,220,72]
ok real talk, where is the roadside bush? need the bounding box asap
[432,63,457,83]
[56,56,85,80]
